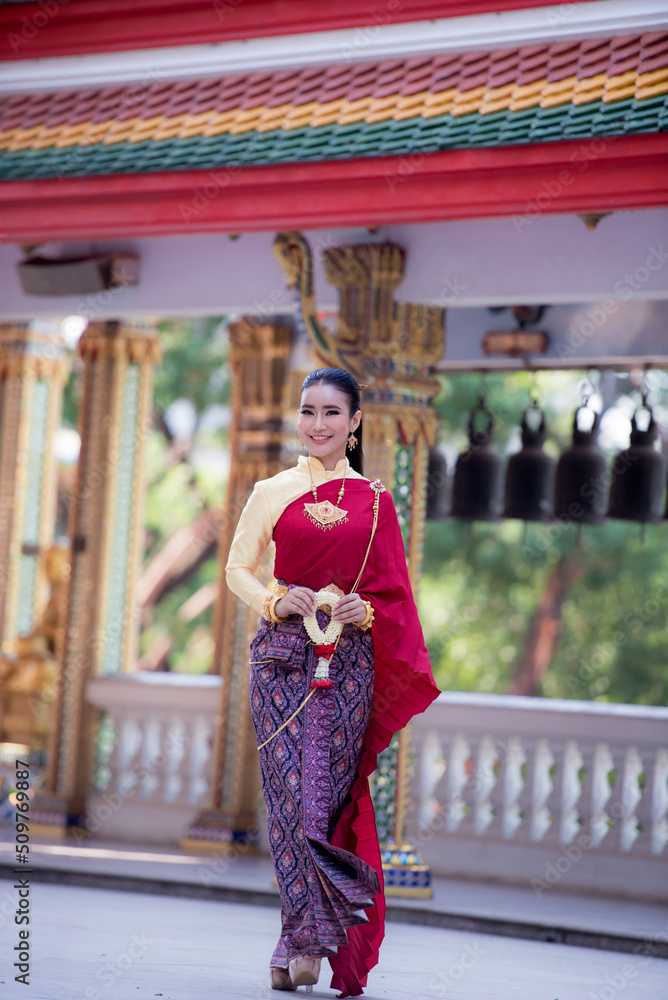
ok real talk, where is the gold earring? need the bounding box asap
[347,432,357,450]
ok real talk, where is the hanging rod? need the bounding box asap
[433,356,668,374]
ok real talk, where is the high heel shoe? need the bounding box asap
[288,955,321,991]
[270,966,296,990]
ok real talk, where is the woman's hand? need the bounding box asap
[274,587,317,619]
[331,593,367,625]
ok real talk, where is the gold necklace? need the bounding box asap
[302,458,349,530]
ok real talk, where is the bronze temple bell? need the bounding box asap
[503,405,556,522]
[607,403,666,523]
[426,446,448,521]
[554,406,607,525]
[450,399,502,521]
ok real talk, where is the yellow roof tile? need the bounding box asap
[424,87,458,106]
[283,101,320,131]
[7,132,43,152]
[573,75,607,105]
[229,108,266,134]
[202,110,239,137]
[541,76,578,97]
[397,90,430,110]
[421,98,456,119]
[510,80,545,102]
[451,100,483,117]
[574,72,608,93]
[0,128,19,150]
[479,97,514,115]
[127,115,165,141]
[173,111,217,139]
[369,94,403,111]
[255,105,294,132]
[602,84,638,103]
[635,80,668,100]
[453,84,487,104]
[637,67,668,89]
[606,70,639,88]
[365,106,399,123]
[394,104,427,121]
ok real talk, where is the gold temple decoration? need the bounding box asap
[182,318,293,851]
[32,319,160,834]
[0,323,68,655]
[0,544,70,753]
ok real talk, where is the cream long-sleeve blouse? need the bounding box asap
[225,454,368,614]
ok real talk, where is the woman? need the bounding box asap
[225,368,439,996]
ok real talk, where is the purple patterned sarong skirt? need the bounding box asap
[249,581,380,967]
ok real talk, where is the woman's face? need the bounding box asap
[298,383,360,467]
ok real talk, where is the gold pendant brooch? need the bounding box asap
[303,460,348,530]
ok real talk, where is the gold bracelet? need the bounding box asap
[261,593,288,623]
[354,600,374,632]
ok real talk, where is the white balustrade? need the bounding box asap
[408,693,668,900]
[85,672,222,844]
[84,673,668,898]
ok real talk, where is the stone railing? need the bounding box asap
[85,672,222,843]
[407,693,668,900]
[84,674,668,901]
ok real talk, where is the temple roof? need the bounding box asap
[1,31,666,181]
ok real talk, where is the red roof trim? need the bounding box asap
[1,0,597,62]
[0,135,665,243]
